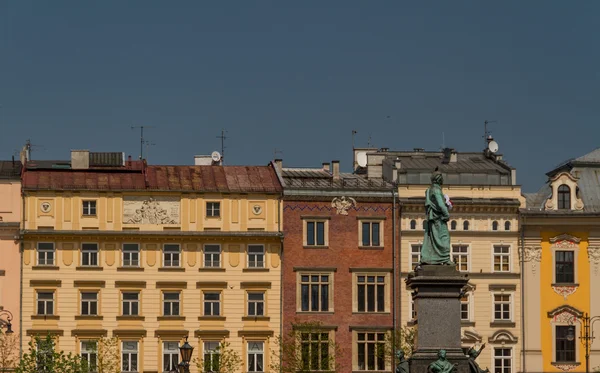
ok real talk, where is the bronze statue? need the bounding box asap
[428,349,457,373]
[421,169,453,265]
[395,349,409,373]
[467,344,489,373]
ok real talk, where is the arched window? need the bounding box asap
[422,220,427,230]
[558,185,571,210]
[492,221,498,231]
[451,220,457,230]
[505,221,511,231]
[463,221,470,231]
[410,220,416,230]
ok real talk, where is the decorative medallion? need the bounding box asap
[123,196,180,224]
[553,364,578,372]
[252,205,263,215]
[552,285,578,300]
[331,196,357,215]
[588,247,600,275]
[519,247,542,274]
[40,202,52,213]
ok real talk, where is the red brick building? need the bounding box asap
[275,160,398,372]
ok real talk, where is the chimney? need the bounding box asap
[71,150,90,169]
[450,149,457,163]
[380,147,389,152]
[322,162,330,172]
[274,159,283,173]
[414,148,424,153]
[332,160,340,179]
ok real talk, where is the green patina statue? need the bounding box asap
[467,344,490,373]
[428,349,457,373]
[395,350,409,373]
[420,169,453,265]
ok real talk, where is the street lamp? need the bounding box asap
[177,336,194,373]
[570,312,600,373]
[0,310,14,334]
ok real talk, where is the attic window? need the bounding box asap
[558,185,571,210]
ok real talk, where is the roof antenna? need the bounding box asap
[217,129,228,164]
[131,125,155,160]
[483,120,497,147]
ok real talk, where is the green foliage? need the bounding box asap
[194,341,241,373]
[16,335,89,373]
[95,337,120,373]
[382,326,417,365]
[0,331,19,372]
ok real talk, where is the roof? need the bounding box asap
[282,167,393,191]
[387,151,512,174]
[0,161,22,179]
[22,165,282,193]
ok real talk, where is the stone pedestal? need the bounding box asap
[406,265,470,373]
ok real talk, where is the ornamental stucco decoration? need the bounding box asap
[552,285,578,300]
[331,196,357,215]
[550,234,581,245]
[519,247,542,274]
[551,310,578,324]
[123,196,180,224]
[554,364,578,372]
[588,247,600,275]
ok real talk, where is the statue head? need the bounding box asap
[438,349,447,359]
[431,168,443,186]
[396,349,405,360]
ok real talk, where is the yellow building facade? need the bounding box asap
[21,154,282,373]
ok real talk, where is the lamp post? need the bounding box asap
[567,312,600,373]
[0,310,14,334]
[177,336,194,373]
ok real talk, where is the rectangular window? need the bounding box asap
[556,251,575,283]
[82,200,97,216]
[81,292,98,316]
[122,341,138,372]
[556,326,576,362]
[163,244,180,267]
[37,243,55,266]
[248,292,265,316]
[163,292,180,316]
[357,332,386,371]
[204,292,221,316]
[494,348,512,373]
[122,244,140,267]
[248,245,265,268]
[301,333,330,371]
[36,338,53,371]
[247,341,264,372]
[82,243,99,266]
[410,299,417,320]
[204,342,221,372]
[37,291,54,315]
[306,221,326,246]
[493,294,511,321]
[357,274,386,313]
[122,292,139,316]
[206,202,220,217]
[461,294,470,321]
[81,341,98,372]
[300,273,330,312]
[204,244,221,268]
[361,221,381,247]
[494,245,510,272]
[162,342,179,373]
[411,244,421,270]
[452,245,469,272]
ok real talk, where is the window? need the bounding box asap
[204,342,220,372]
[306,221,326,246]
[300,274,330,312]
[122,244,140,267]
[504,221,511,231]
[204,292,221,316]
[122,341,138,372]
[556,251,575,283]
[37,243,55,266]
[247,341,264,372]
[248,245,265,268]
[36,339,54,371]
[81,243,99,266]
[204,244,221,268]
[122,292,139,316]
[463,221,470,230]
[493,294,511,321]
[162,342,179,373]
[81,292,98,315]
[357,332,385,371]
[494,348,512,373]
[558,185,571,210]
[492,221,499,231]
[556,326,576,362]
[163,244,180,267]
[357,274,385,313]
[450,220,457,230]
[81,341,98,372]
[206,202,221,217]
[410,298,417,320]
[410,244,421,270]
[37,291,54,315]
[452,245,469,272]
[248,292,265,316]
[461,294,470,321]
[361,221,381,247]
[163,292,180,316]
[410,220,416,230]
[301,333,330,371]
[494,245,510,272]
[82,200,97,216]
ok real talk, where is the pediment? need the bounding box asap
[550,234,581,244]
[461,329,482,343]
[547,305,583,319]
[488,330,518,344]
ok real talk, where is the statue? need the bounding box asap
[395,349,409,373]
[428,349,457,373]
[467,344,489,373]
[420,169,453,265]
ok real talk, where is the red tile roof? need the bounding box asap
[23,165,282,193]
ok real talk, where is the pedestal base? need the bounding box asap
[409,349,470,373]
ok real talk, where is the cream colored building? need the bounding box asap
[21,151,282,373]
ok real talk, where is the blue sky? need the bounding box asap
[1,1,598,192]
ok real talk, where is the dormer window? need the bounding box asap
[558,185,571,210]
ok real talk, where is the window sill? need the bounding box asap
[296,311,334,315]
[158,267,185,272]
[117,267,144,272]
[81,215,97,218]
[32,315,59,320]
[32,265,59,270]
[243,268,269,272]
[117,316,145,321]
[352,312,391,315]
[490,321,516,328]
[198,316,226,321]
[552,362,580,367]
[198,267,226,272]
[75,315,103,320]
[76,266,103,271]
[242,316,270,321]
[407,319,418,326]
[552,283,579,287]
[461,321,476,327]
[303,245,329,249]
[158,316,186,321]
[358,246,384,250]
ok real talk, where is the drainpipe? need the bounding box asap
[392,186,397,353]
[277,196,284,373]
[19,189,25,357]
[520,214,526,373]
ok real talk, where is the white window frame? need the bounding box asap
[121,341,138,373]
[491,292,513,322]
[206,201,221,217]
[552,247,579,285]
[162,243,181,267]
[37,242,55,266]
[451,244,470,272]
[122,291,140,316]
[551,321,580,364]
[162,341,179,373]
[80,291,99,316]
[491,347,513,373]
[81,243,99,267]
[409,297,417,321]
[122,243,140,267]
[203,244,221,268]
[492,244,512,273]
[203,341,221,372]
[409,243,422,271]
[247,291,265,316]
[81,340,98,372]
[460,293,472,322]
[203,291,221,316]
[248,244,265,268]
[82,200,97,216]
[163,291,180,316]
[247,341,265,372]
[37,291,54,315]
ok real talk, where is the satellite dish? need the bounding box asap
[211,151,222,162]
[488,141,499,153]
[356,152,367,167]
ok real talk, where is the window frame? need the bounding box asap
[492,293,513,322]
[450,220,457,231]
[358,219,384,247]
[80,340,98,372]
[354,272,389,313]
[355,331,387,371]
[451,244,470,272]
[247,244,266,268]
[504,221,511,231]
[555,250,575,284]
[81,242,99,267]
[162,291,181,317]
[247,291,266,317]
[206,201,221,218]
[492,244,512,273]
[203,291,221,316]
[492,347,513,373]
[409,219,416,230]
[300,331,332,372]
[121,341,139,373]
[410,243,422,271]
[122,243,141,267]
[203,244,221,268]
[121,291,140,316]
[203,341,221,373]
[80,291,99,316]
[37,242,55,266]
[552,244,579,285]
[247,341,265,372]
[492,220,499,231]
[82,200,97,216]
[463,220,470,230]
[162,243,181,268]
[304,219,328,247]
[162,341,180,373]
[460,293,472,322]
[558,184,571,210]
[36,290,55,316]
[297,272,333,313]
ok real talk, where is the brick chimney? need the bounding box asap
[274,159,283,173]
[332,160,340,179]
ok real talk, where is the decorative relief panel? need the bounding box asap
[229,245,240,267]
[331,196,357,215]
[553,364,579,372]
[588,246,600,275]
[187,244,197,267]
[146,244,157,267]
[519,246,542,274]
[104,243,115,267]
[123,197,180,225]
[270,244,280,268]
[552,285,578,300]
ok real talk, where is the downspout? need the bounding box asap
[392,185,398,354]
[520,213,526,373]
[19,189,25,357]
[278,195,284,373]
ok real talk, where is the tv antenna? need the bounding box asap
[131,125,155,160]
[23,139,45,160]
[352,130,358,150]
[144,141,156,162]
[217,129,228,164]
[483,120,497,146]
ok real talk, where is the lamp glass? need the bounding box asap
[179,337,194,363]
[567,326,575,342]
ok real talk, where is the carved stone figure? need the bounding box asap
[467,344,489,373]
[421,170,453,265]
[331,196,357,215]
[428,350,457,373]
[395,350,409,373]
